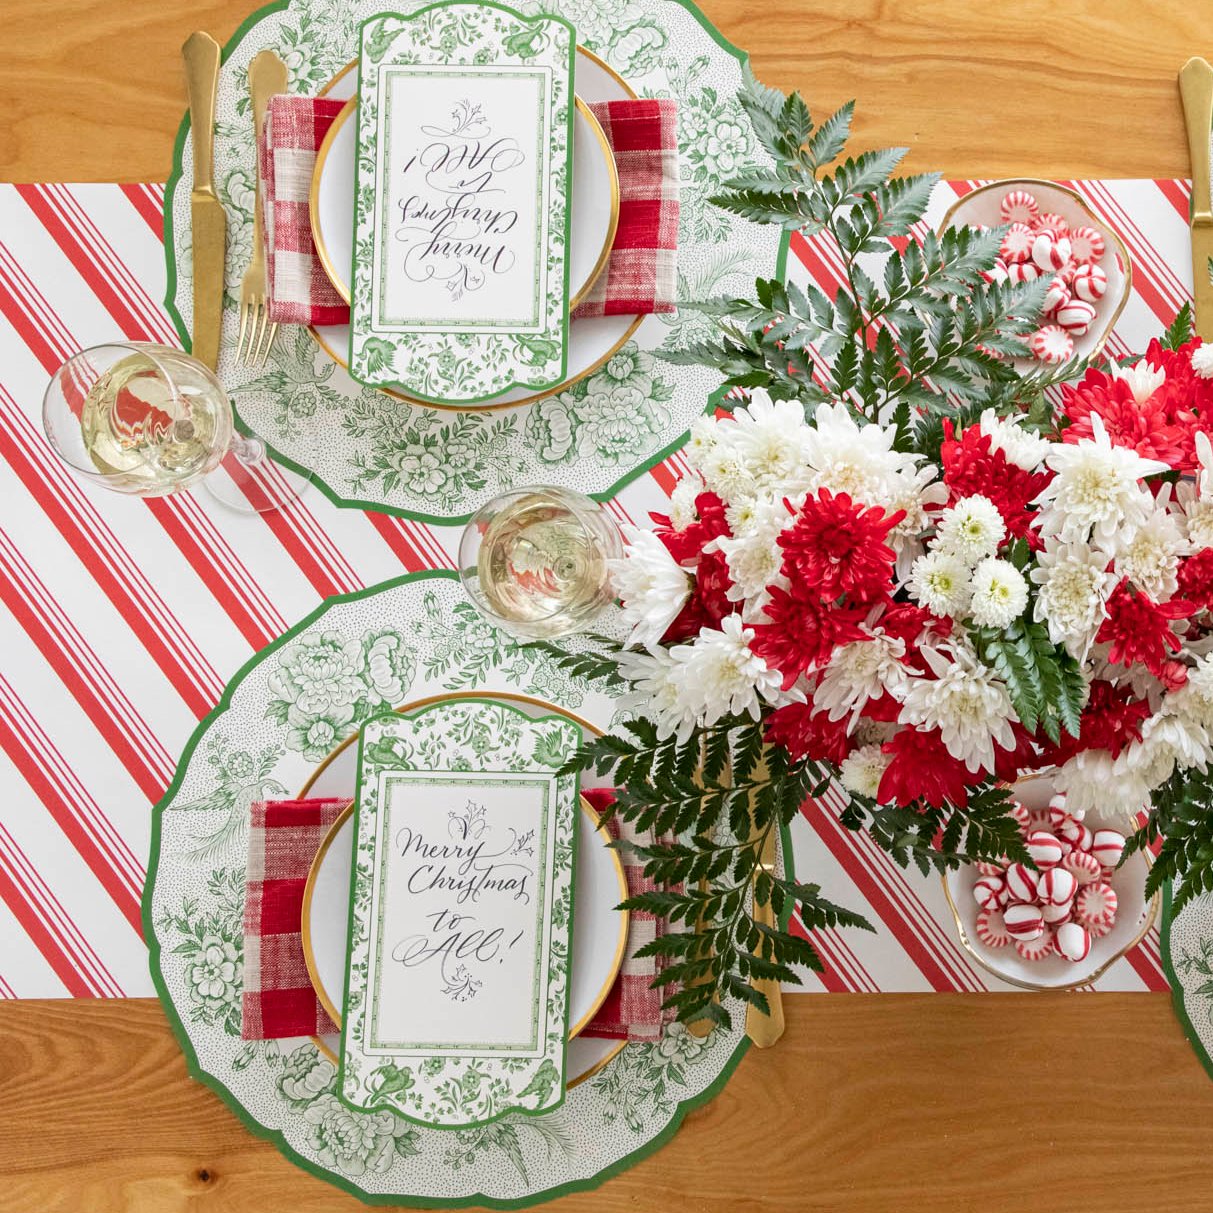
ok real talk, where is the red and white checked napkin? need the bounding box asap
[239,792,676,1041]
[579,786,679,1043]
[240,797,350,1040]
[256,95,679,326]
[259,96,350,327]
[572,99,679,320]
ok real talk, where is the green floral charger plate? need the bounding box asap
[162,0,785,522]
[144,571,749,1206]
[1162,885,1213,1084]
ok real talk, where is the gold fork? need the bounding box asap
[236,50,288,366]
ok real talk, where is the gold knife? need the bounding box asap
[745,821,786,1048]
[1179,57,1213,340]
[183,32,225,370]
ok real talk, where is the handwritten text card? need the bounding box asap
[339,701,580,1127]
[349,4,575,404]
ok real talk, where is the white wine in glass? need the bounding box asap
[43,341,309,510]
[459,487,623,639]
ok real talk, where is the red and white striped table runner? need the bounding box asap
[0,180,1188,999]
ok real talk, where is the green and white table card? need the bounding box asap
[349,2,576,404]
[339,699,581,1127]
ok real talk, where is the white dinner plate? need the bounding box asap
[308,48,640,409]
[302,694,629,1084]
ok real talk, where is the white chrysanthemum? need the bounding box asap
[1034,414,1168,546]
[979,408,1051,472]
[812,632,911,729]
[839,744,891,799]
[1172,431,1213,548]
[669,614,793,726]
[667,476,702,531]
[897,644,1018,772]
[969,557,1029,628]
[934,495,1006,563]
[1120,711,1212,785]
[1192,344,1213,379]
[684,415,719,472]
[697,437,758,506]
[1110,359,1166,404]
[886,469,950,579]
[1113,507,1187,600]
[1055,749,1153,817]
[1029,541,1116,656]
[614,648,700,742]
[609,526,691,648]
[908,550,972,617]
[803,402,926,503]
[1171,654,1213,731]
[718,391,815,497]
[711,499,791,613]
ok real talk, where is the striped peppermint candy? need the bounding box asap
[1032,232,1073,272]
[1075,882,1118,935]
[1056,299,1098,335]
[1071,263,1108,302]
[1000,222,1036,263]
[1005,862,1042,903]
[1037,867,1077,907]
[1000,189,1040,224]
[1068,224,1106,264]
[1004,902,1045,941]
[1035,211,1071,236]
[1055,921,1092,963]
[1026,830,1065,869]
[1015,931,1056,961]
[1029,325,1074,364]
[1061,850,1102,886]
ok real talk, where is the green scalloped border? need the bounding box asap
[143,567,799,1206]
[159,0,791,524]
[1160,882,1213,1083]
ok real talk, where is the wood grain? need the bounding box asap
[0,0,1209,181]
[2,995,1213,1212]
[2,0,1211,1208]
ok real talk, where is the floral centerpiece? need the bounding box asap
[542,72,1213,1027]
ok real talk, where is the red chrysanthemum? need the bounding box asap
[765,701,853,765]
[1060,353,1206,471]
[777,488,903,603]
[1038,679,1152,767]
[1177,547,1213,612]
[991,722,1041,783]
[939,420,1052,543]
[651,491,730,565]
[859,691,904,723]
[1095,579,1195,678]
[871,602,953,671]
[877,727,976,809]
[660,547,734,643]
[748,583,869,688]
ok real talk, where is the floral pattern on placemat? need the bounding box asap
[163,0,783,521]
[1163,884,1213,1082]
[144,571,748,1205]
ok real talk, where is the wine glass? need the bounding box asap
[41,341,309,511]
[458,486,623,640]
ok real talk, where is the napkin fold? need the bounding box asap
[257,94,679,326]
[240,791,678,1042]
[240,797,349,1040]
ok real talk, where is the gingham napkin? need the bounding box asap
[256,95,679,325]
[240,792,675,1041]
[259,96,350,326]
[240,797,349,1040]
[579,787,679,1042]
[571,99,679,319]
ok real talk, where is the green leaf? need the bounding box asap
[1162,302,1194,350]
[806,100,853,168]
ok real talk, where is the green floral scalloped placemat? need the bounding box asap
[143,571,752,1206]
[162,0,786,522]
[1162,884,1213,1083]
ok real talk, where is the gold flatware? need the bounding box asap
[745,821,786,1048]
[1179,57,1213,339]
[237,50,288,367]
[182,32,225,371]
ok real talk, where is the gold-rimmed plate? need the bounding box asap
[941,771,1158,991]
[307,47,643,412]
[299,691,629,1085]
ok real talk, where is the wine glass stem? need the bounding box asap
[230,432,266,466]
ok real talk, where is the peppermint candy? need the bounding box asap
[1036,211,1070,236]
[1029,325,1074,364]
[1090,829,1126,869]
[1068,225,1106,264]
[1015,932,1055,961]
[1005,862,1041,903]
[976,908,1012,948]
[1037,867,1078,907]
[1061,850,1102,886]
[1000,223,1036,264]
[1004,902,1045,941]
[1071,263,1107,303]
[1000,189,1041,224]
[1075,881,1118,936]
[973,874,1006,911]
[1055,921,1092,963]
[1032,232,1073,272]
[1055,299,1097,336]
[1026,830,1065,869]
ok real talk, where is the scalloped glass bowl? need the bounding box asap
[942,772,1158,990]
[938,178,1133,369]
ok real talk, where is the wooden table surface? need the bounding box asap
[3,0,1213,1209]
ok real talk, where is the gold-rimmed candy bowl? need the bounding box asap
[941,771,1157,991]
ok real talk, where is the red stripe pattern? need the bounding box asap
[0,179,1184,998]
